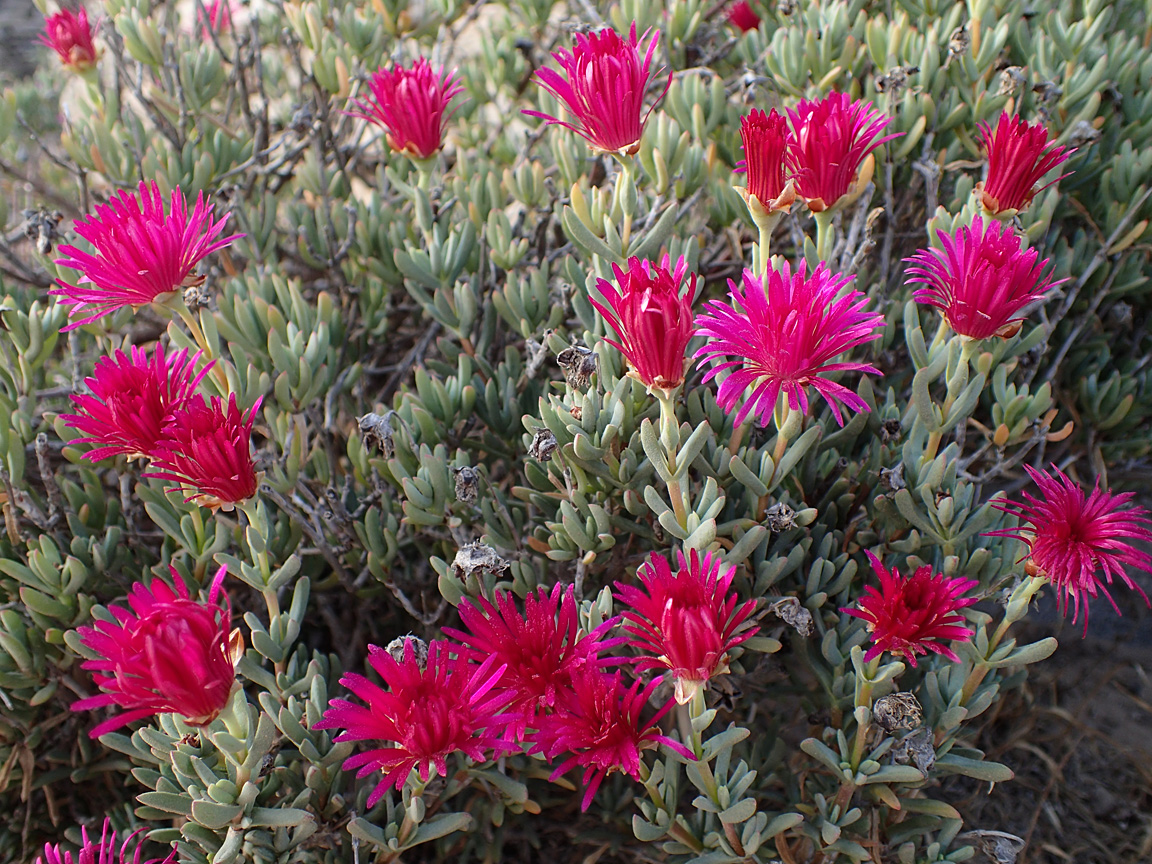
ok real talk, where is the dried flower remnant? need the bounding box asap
[616,549,758,704]
[873,692,924,731]
[145,394,262,510]
[556,345,598,390]
[451,541,510,581]
[976,112,1073,214]
[529,428,558,461]
[727,1,761,32]
[786,91,899,212]
[40,7,97,70]
[61,345,211,461]
[737,109,796,215]
[768,596,813,636]
[72,565,241,738]
[891,728,936,773]
[695,262,885,427]
[453,465,480,503]
[905,216,1060,340]
[529,670,693,810]
[524,24,671,155]
[36,818,175,864]
[348,58,464,160]
[51,181,241,330]
[315,640,513,806]
[358,411,395,458]
[385,634,429,668]
[764,501,797,533]
[591,255,699,395]
[989,464,1152,627]
[841,553,978,667]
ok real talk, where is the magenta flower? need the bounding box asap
[738,108,795,214]
[51,181,241,330]
[60,345,211,462]
[977,112,1073,214]
[786,92,899,212]
[524,23,671,155]
[616,549,758,704]
[841,553,978,666]
[36,819,175,864]
[444,585,623,735]
[40,7,97,71]
[590,255,699,394]
[72,565,241,738]
[989,465,1152,627]
[728,1,761,31]
[695,262,885,427]
[528,670,693,811]
[144,394,261,510]
[316,640,514,806]
[349,58,464,160]
[199,0,232,38]
[904,216,1062,340]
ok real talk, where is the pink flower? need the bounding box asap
[695,262,885,427]
[60,345,211,462]
[315,640,513,806]
[786,92,899,212]
[989,464,1152,627]
[144,394,261,510]
[903,216,1062,340]
[977,112,1073,214]
[841,553,977,666]
[738,108,795,214]
[528,670,693,811]
[199,0,232,38]
[616,549,758,704]
[40,8,97,71]
[349,58,464,160]
[524,24,671,155]
[728,1,761,31]
[36,818,175,864]
[590,255,699,394]
[51,181,241,330]
[443,585,623,735]
[72,565,241,738]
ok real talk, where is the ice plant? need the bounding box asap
[590,255,699,395]
[695,262,885,427]
[904,216,1061,340]
[52,181,241,330]
[36,818,175,864]
[990,464,1152,627]
[977,112,1073,214]
[40,7,97,71]
[60,345,211,462]
[524,23,671,155]
[842,554,977,666]
[727,1,761,31]
[737,108,795,215]
[616,549,758,704]
[786,91,899,212]
[199,0,233,38]
[145,393,261,510]
[348,58,464,160]
[528,670,693,811]
[444,585,623,734]
[72,565,241,738]
[316,640,513,805]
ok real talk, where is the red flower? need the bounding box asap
[36,818,175,864]
[72,565,241,738]
[349,58,464,160]
[40,7,97,71]
[842,553,977,666]
[144,394,261,510]
[60,345,211,462]
[989,464,1152,627]
[695,262,885,427]
[728,1,761,31]
[443,585,623,735]
[528,670,693,811]
[524,24,671,155]
[590,255,699,394]
[904,216,1062,340]
[616,549,758,703]
[52,181,241,330]
[977,112,1072,214]
[315,640,513,806]
[786,92,899,212]
[738,109,795,214]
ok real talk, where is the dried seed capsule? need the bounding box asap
[453,466,480,504]
[451,541,509,581]
[769,596,813,636]
[891,728,936,773]
[529,428,558,461]
[358,412,395,458]
[880,463,906,491]
[764,502,796,533]
[556,345,597,390]
[881,418,903,441]
[873,692,923,732]
[385,634,429,669]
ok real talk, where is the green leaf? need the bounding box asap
[137,792,194,817]
[407,812,474,847]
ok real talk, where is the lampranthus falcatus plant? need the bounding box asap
[2,0,1151,861]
